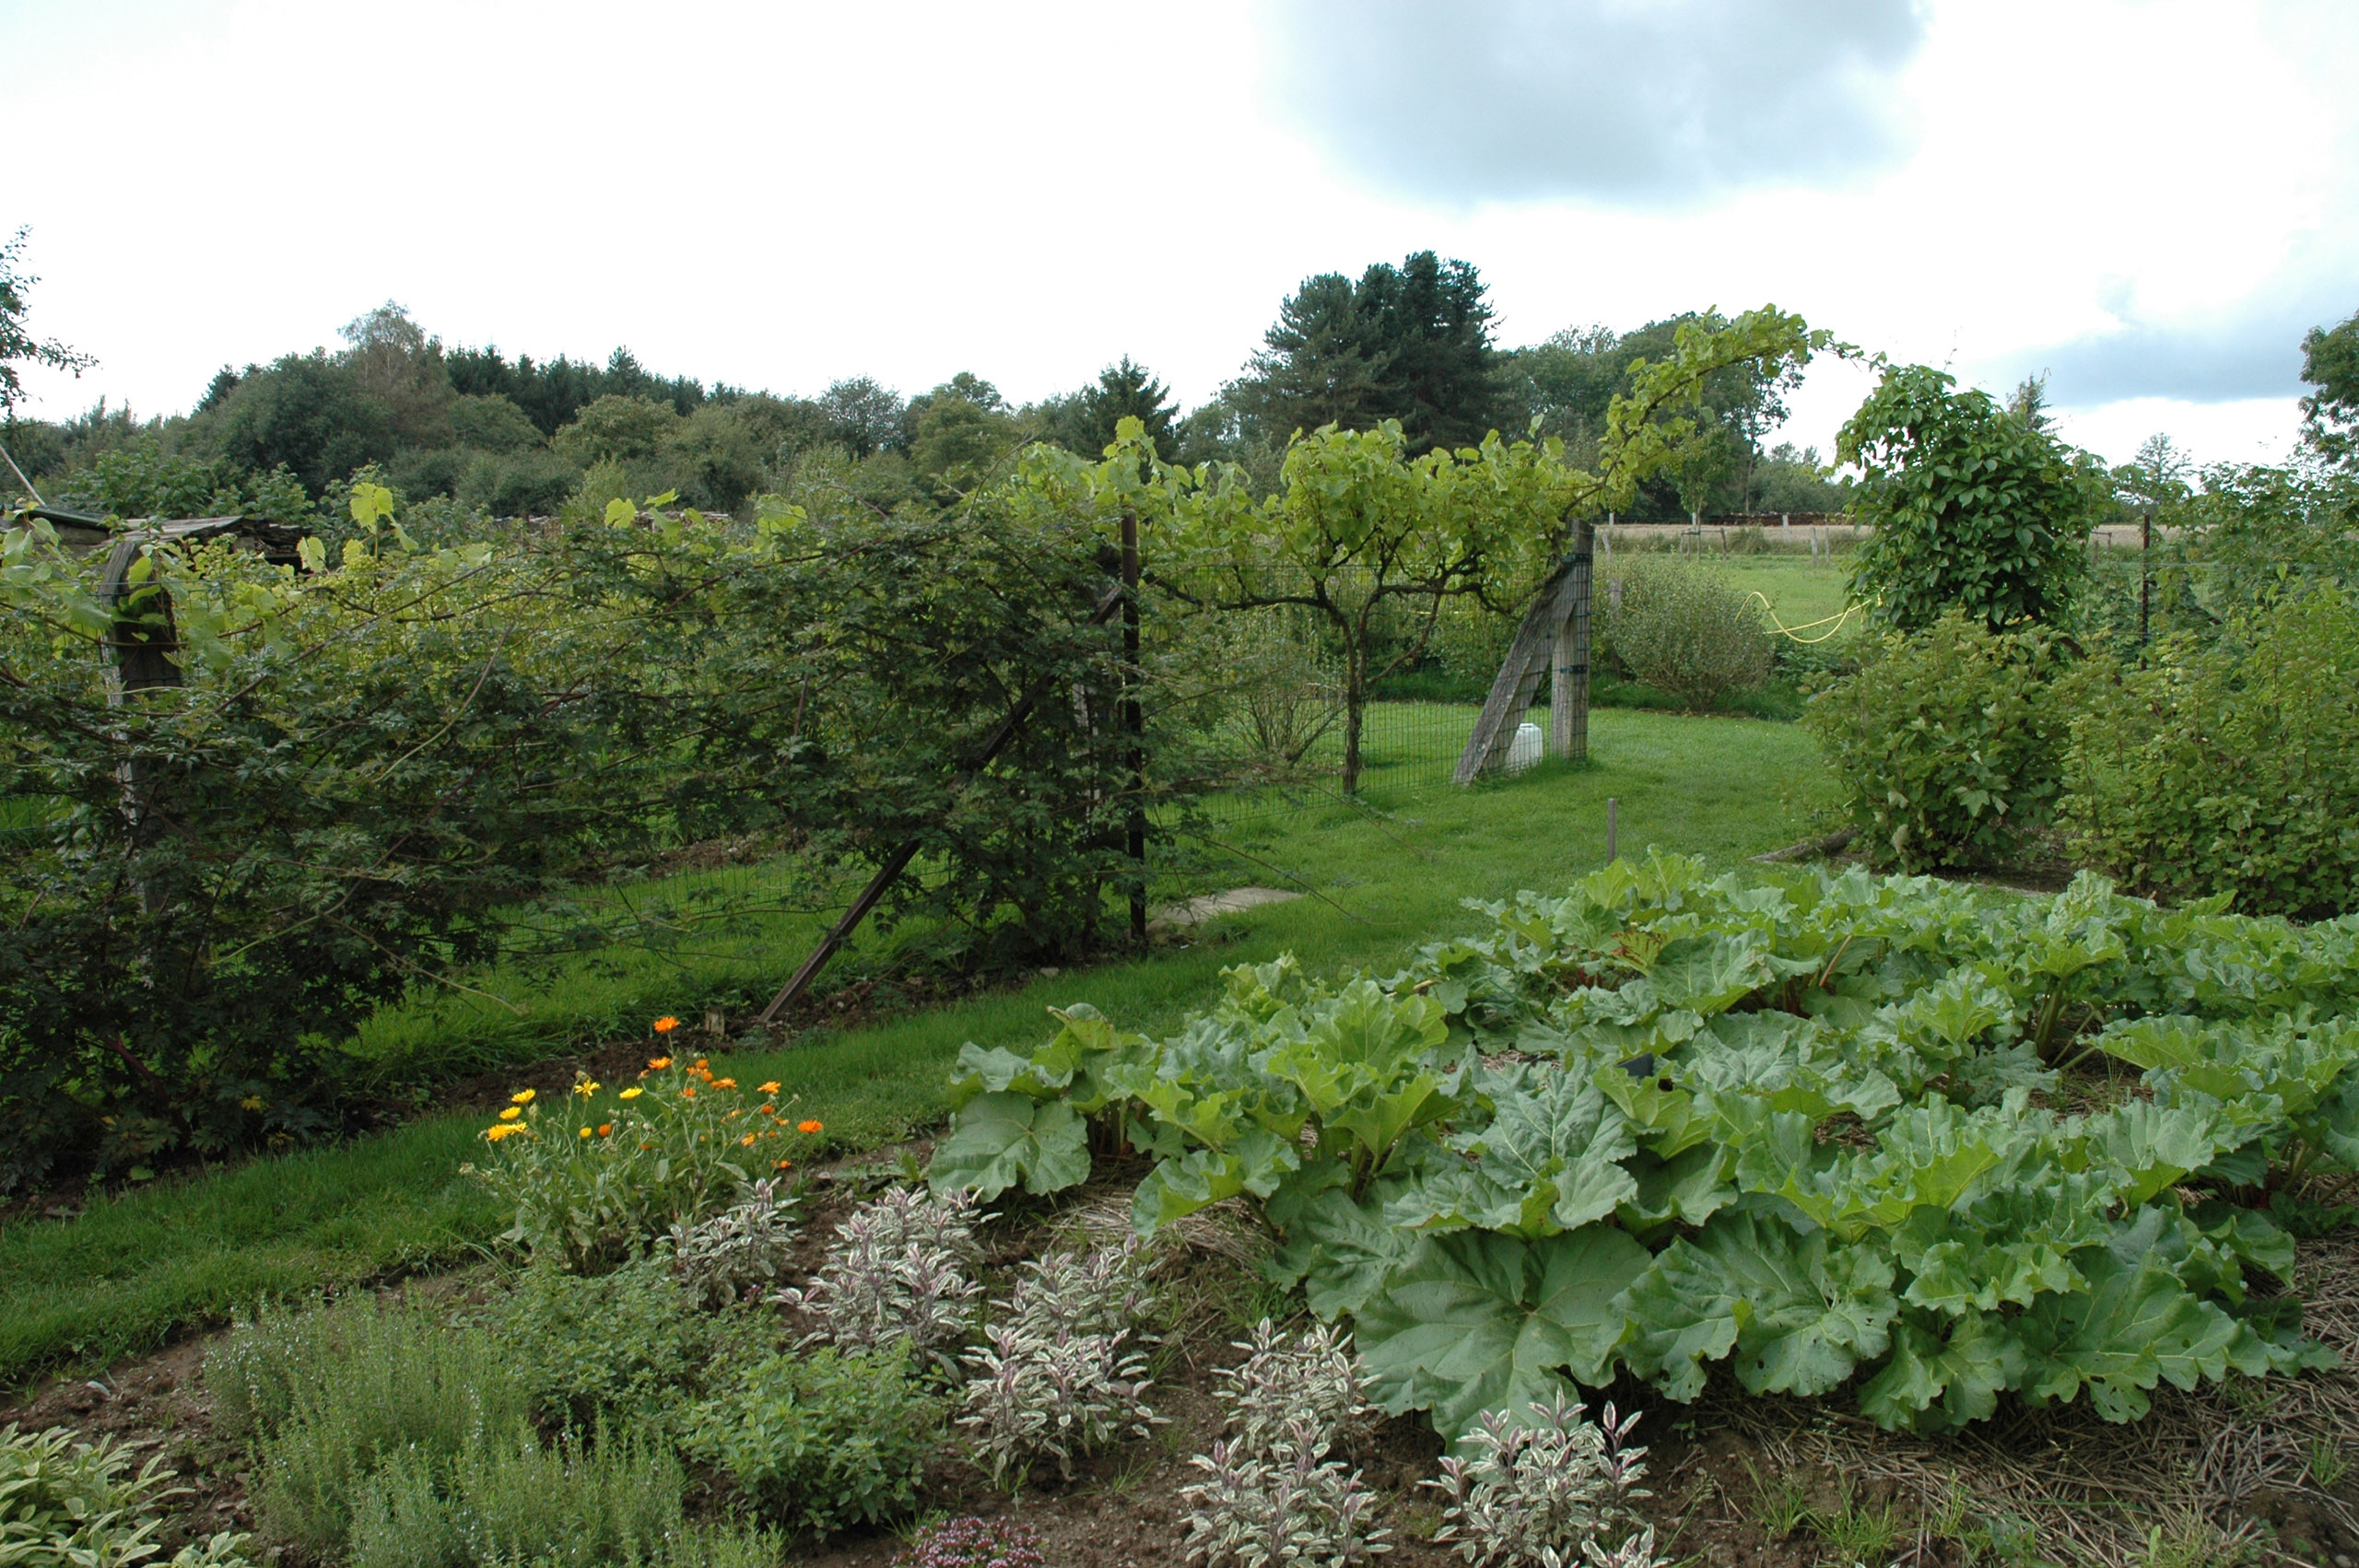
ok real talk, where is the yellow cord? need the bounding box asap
[1746,591,1869,644]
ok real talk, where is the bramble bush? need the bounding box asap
[0,424,1205,1186]
[2061,589,2359,919]
[1804,611,2068,872]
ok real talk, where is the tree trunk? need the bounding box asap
[1343,643,1367,795]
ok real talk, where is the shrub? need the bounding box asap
[216,1300,529,1555]
[1838,363,2107,631]
[464,1060,790,1271]
[1803,611,2069,872]
[1426,1394,1652,1567]
[890,1516,1048,1568]
[475,1254,772,1429]
[1209,1320,1374,1463]
[1179,1434,1391,1567]
[345,1422,687,1568]
[678,1344,945,1535]
[956,1236,1165,1487]
[774,1187,984,1358]
[671,1176,803,1307]
[1598,556,1771,710]
[2061,590,2359,917]
[0,1422,259,1568]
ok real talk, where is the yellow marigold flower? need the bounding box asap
[758,1081,781,1094]
[511,1088,535,1105]
[653,1016,680,1035]
[499,1106,522,1121]
[798,1119,823,1135]
[619,1086,644,1100]
[580,1127,593,1138]
[574,1079,601,1096]
[740,1133,757,1146]
[648,1056,673,1071]
[485,1123,523,1141]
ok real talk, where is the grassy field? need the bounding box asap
[0,708,1835,1389]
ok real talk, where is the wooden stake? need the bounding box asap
[1121,509,1146,947]
[1606,797,1618,864]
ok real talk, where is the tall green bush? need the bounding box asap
[1599,554,1772,710]
[1838,364,2107,631]
[1803,611,2067,872]
[2061,590,2359,918]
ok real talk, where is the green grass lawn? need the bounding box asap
[0,708,1835,1389]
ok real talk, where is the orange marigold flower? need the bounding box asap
[798,1119,823,1135]
[596,1123,613,1136]
[693,1059,710,1071]
[757,1105,775,1116]
[757,1081,781,1094]
[648,1056,673,1071]
[653,1016,680,1034]
[711,1077,735,1089]
[498,1106,522,1122]
[681,1084,697,1098]
[740,1133,757,1146]
[775,1159,793,1169]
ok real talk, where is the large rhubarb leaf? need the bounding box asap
[927,1093,1090,1201]
[1266,1178,1414,1320]
[1859,1311,2030,1433]
[2014,1246,2244,1422]
[1617,1211,1897,1400]
[1354,1226,1649,1447]
[1389,1068,1637,1238]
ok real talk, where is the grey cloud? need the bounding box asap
[2008,270,2357,407]
[1261,0,1928,205]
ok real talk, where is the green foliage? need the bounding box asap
[0,1421,258,1568]
[933,853,2359,1445]
[1172,304,1827,790]
[0,430,1204,1180]
[678,1344,946,1535]
[474,1254,773,1427]
[1598,554,1772,711]
[1839,364,2108,631]
[2061,590,2359,918]
[343,1423,691,1568]
[222,1300,530,1554]
[1804,611,2069,872]
[2304,308,2359,467]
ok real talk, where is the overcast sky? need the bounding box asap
[6,0,2353,466]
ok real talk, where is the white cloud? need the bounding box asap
[3,0,2349,470]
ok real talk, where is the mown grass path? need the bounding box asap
[0,708,1831,1388]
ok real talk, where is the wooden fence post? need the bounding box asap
[1549,519,1594,764]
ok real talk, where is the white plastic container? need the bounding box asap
[1505,720,1543,775]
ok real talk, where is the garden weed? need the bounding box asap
[1741,1459,1815,1539]
[2309,1436,2351,1490]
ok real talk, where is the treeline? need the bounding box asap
[0,251,1850,525]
